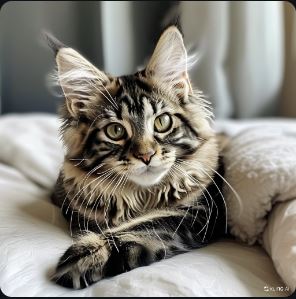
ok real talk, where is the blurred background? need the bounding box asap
[0,1,295,119]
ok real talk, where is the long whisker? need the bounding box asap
[69,158,89,167]
[171,164,212,241]
[84,168,119,232]
[89,79,118,110]
[84,171,118,247]
[69,175,102,237]
[100,84,119,110]
[104,173,125,218]
[168,166,192,237]
[85,112,104,136]
[199,167,228,234]
[61,163,104,212]
[80,167,120,219]
[79,168,116,232]
[175,159,227,235]
[96,172,122,252]
[70,166,119,236]
[172,162,212,225]
[66,169,106,215]
[119,172,129,194]
[179,159,243,216]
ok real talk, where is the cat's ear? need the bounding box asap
[45,32,110,118]
[146,26,193,99]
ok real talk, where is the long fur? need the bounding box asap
[49,26,228,289]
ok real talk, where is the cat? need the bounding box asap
[47,25,228,289]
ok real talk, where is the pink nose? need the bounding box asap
[134,150,156,165]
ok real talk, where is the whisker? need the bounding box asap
[84,168,120,232]
[70,158,89,167]
[168,166,192,237]
[68,176,102,237]
[171,163,212,241]
[98,172,122,252]
[175,159,227,236]
[79,169,115,232]
[89,79,118,110]
[69,165,120,236]
[61,163,104,212]
[86,112,104,136]
[178,158,243,216]
[199,168,228,234]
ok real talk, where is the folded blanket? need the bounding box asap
[222,124,296,292]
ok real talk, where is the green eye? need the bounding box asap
[105,123,126,141]
[154,113,172,133]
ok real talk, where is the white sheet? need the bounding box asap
[0,114,291,297]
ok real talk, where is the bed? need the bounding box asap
[0,113,293,297]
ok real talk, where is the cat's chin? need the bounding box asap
[128,167,169,187]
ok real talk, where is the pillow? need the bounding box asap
[222,125,296,292]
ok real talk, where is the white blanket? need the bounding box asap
[218,122,296,292]
[0,114,293,296]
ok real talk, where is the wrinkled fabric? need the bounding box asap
[221,123,296,292]
[0,114,293,296]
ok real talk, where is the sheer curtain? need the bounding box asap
[180,1,286,119]
[279,1,296,117]
[95,1,295,119]
[1,1,294,117]
[0,1,174,114]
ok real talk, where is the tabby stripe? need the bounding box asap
[121,95,133,114]
[83,151,115,171]
[132,93,144,115]
[175,143,198,156]
[119,139,132,161]
[114,105,122,120]
[174,113,199,138]
[115,85,124,98]
[83,128,100,154]
[149,99,157,114]
[164,127,181,140]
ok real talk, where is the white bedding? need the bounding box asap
[0,114,293,297]
[220,123,296,292]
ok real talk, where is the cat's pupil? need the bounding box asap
[155,113,171,132]
[114,126,122,134]
[106,123,125,140]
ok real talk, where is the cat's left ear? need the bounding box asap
[146,26,193,100]
[45,32,111,119]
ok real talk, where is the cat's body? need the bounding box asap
[48,26,228,289]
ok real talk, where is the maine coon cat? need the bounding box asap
[48,26,227,289]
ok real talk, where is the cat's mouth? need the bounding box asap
[134,165,161,175]
[128,165,170,187]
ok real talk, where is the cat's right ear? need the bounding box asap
[145,26,194,102]
[44,32,110,118]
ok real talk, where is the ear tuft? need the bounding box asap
[43,30,66,57]
[49,46,112,119]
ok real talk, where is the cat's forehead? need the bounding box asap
[102,74,172,118]
[117,74,154,106]
[119,73,152,94]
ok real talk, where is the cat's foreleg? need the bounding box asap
[52,204,222,289]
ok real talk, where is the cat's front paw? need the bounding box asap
[52,233,111,289]
[52,232,154,289]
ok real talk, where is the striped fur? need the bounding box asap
[49,26,227,289]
